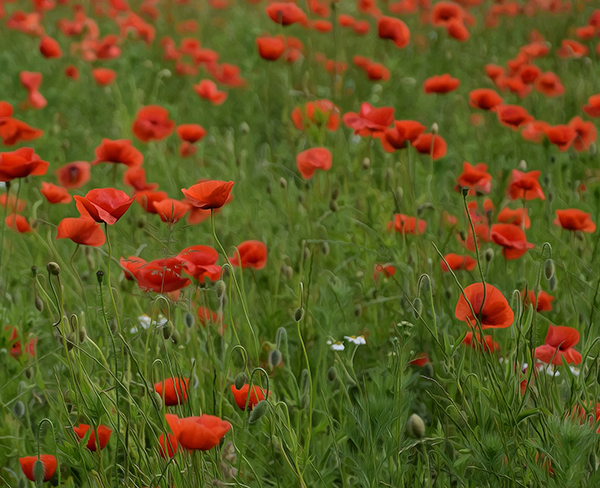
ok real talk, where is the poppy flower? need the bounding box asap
[57,217,106,247]
[494,104,533,130]
[133,257,191,293]
[364,62,390,81]
[459,223,491,251]
[491,223,534,260]
[206,63,246,88]
[230,240,268,269]
[193,79,227,105]
[231,384,267,410]
[181,180,234,210]
[296,147,332,179]
[197,306,221,327]
[544,124,576,151]
[176,245,220,282]
[583,94,600,117]
[38,36,62,59]
[177,414,231,451]
[534,324,582,366]
[19,455,57,482]
[153,199,190,224]
[373,264,396,280]
[409,352,430,367]
[554,209,596,233]
[379,120,426,152]
[568,116,597,152]
[6,214,31,233]
[123,167,158,192]
[73,424,113,451]
[456,162,491,195]
[343,102,394,136]
[504,76,532,98]
[132,106,175,143]
[176,124,206,144]
[0,147,48,181]
[469,89,503,111]
[411,133,447,159]
[462,332,499,353]
[135,190,167,214]
[440,253,477,272]
[256,35,285,61]
[377,16,410,48]
[455,282,514,329]
[74,188,134,225]
[388,214,427,235]
[575,25,597,40]
[557,39,588,58]
[266,2,308,26]
[65,65,80,80]
[446,19,470,41]
[506,170,545,201]
[155,377,190,406]
[431,1,473,26]
[92,68,117,86]
[523,290,554,312]
[517,64,541,84]
[497,206,530,229]
[120,256,147,281]
[159,432,178,458]
[521,120,551,144]
[19,71,46,109]
[0,105,43,146]
[56,161,91,189]
[291,100,340,132]
[423,74,460,94]
[534,72,564,97]
[40,182,71,204]
[93,139,143,167]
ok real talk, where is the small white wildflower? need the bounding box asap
[344,335,366,346]
[570,366,580,376]
[138,314,168,330]
[327,340,345,351]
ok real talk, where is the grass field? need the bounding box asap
[1,0,600,486]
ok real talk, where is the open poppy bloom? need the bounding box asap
[155,377,190,406]
[296,147,332,179]
[522,290,554,312]
[194,80,227,105]
[456,162,492,195]
[182,180,234,209]
[494,104,533,130]
[423,74,460,94]
[440,253,476,272]
[377,16,410,48]
[124,167,158,193]
[230,240,268,269]
[265,2,308,26]
[39,35,62,58]
[411,133,447,159]
[177,415,232,451]
[92,68,117,86]
[535,324,582,365]
[41,182,71,204]
[0,147,48,181]
[497,206,530,228]
[291,99,340,132]
[56,161,91,189]
[544,124,576,151]
[6,214,31,233]
[0,101,43,146]
[583,94,600,117]
[75,188,134,225]
[256,35,286,61]
[57,217,106,247]
[342,102,394,136]
[455,283,514,329]
[469,89,503,111]
[176,245,220,282]
[132,106,175,142]
[153,199,190,224]
[374,263,395,280]
[388,213,427,235]
[19,455,57,482]
[133,257,191,293]
[379,120,426,152]
[506,170,545,201]
[534,72,564,97]
[568,116,597,152]
[135,190,168,214]
[159,432,178,458]
[462,331,499,353]
[554,209,596,233]
[73,424,113,451]
[19,71,46,109]
[231,384,268,410]
[176,124,206,156]
[491,223,534,260]
[93,139,143,167]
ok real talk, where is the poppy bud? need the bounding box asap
[47,262,60,276]
[590,143,597,156]
[329,200,339,212]
[162,321,174,340]
[548,274,557,291]
[185,312,195,328]
[385,167,394,181]
[362,158,370,169]
[461,186,469,198]
[35,296,44,312]
[394,187,404,206]
[249,400,269,424]
[33,459,45,483]
[445,287,452,300]
[276,327,287,350]
[25,368,33,379]
[356,270,364,279]
[239,122,250,135]
[549,155,557,164]
[215,280,226,299]
[459,230,467,242]
[423,362,434,378]
[431,123,439,134]
[413,297,423,318]
[110,318,118,334]
[354,304,362,317]
[13,400,25,418]
[279,177,287,189]
[66,332,76,351]
[300,392,310,409]
[331,187,340,201]
[327,366,337,382]
[31,266,38,277]
[518,159,527,171]
[544,259,555,280]
[269,349,282,368]
[281,263,293,280]
[234,372,247,390]
[303,247,311,261]
[407,413,426,438]
[484,248,494,262]
[294,307,305,322]
[321,242,330,256]
[171,330,181,344]
[96,270,104,284]
[79,326,87,343]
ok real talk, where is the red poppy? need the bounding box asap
[523,290,554,312]
[176,124,206,144]
[19,455,57,482]
[534,324,582,366]
[364,62,390,81]
[379,120,426,152]
[534,72,564,97]
[0,147,48,182]
[377,16,410,48]
[440,253,476,272]
[231,384,267,410]
[256,35,285,61]
[159,433,178,458]
[517,64,541,84]
[153,199,190,224]
[521,120,550,143]
[193,79,227,105]
[557,39,588,58]
[73,424,113,451]
[554,209,596,233]
[456,162,491,195]
[411,133,447,159]
[423,74,460,94]
[0,105,43,146]
[455,282,514,329]
[181,180,234,210]
[57,217,106,247]
[40,182,71,204]
[506,170,545,201]
[462,332,499,353]
[197,306,221,327]
[6,214,31,233]
[123,167,158,192]
[491,223,534,260]
[388,214,427,235]
[65,65,80,80]
[459,223,490,251]
[56,161,91,189]
[431,1,473,27]
[265,2,308,26]
[409,352,430,367]
[374,264,395,280]
[583,94,600,117]
[568,116,596,152]
[155,377,190,406]
[575,25,597,40]
[296,147,332,179]
[494,104,533,130]
[544,124,576,151]
[504,76,532,98]
[92,68,117,86]
[291,99,340,132]
[230,240,268,269]
[176,245,220,282]
[497,206,530,229]
[19,71,46,109]
[446,19,470,41]
[74,188,134,225]
[120,256,147,281]
[134,257,191,293]
[343,102,394,136]
[93,139,143,167]
[132,106,175,142]
[177,415,231,451]
[469,89,503,111]
[135,190,167,214]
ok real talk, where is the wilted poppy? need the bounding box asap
[56,161,91,189]
[19,455,57,482]
[535,324,582,365]
[231,384,267,410]
[423,74,460,94]
[554,209,596,233]
[230,240,268,269]
[455,282,514,329]
[182,180,234,210]
[441,253,477,272]
[74,188,134,225]
[57,217,106,247]
[296,147,332,179]
[93,139,143,167]
[41,182,71,204]
[155,377,190,406]
[0,147,48,181]
[132,106,175,142]
[388,213,427,235]
[177,415,231,450]
[73,424,112,451]
[506,169,545,201]
[491,223,534,259]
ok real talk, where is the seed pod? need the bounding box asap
[329,200,339,212]
[215,279,226,299]
[327,366,337,382]
[184,312,195,328]
[13,400,25,418]
[544,259,555,280]
[79,327,87,343]
[34,296,44,312]
[96,270,104,284]
[234,372,248,390]
[303,247,311,261]
[270,349,283,368]
[321,242,330,256]
[413,297,423,318]
[461,186,469,198]
[162,321,174,340]
[294,307,305,322]
[423,362,434,378]
[548,274,558,291]
[47,262,60,276]
[249,400,269,424]
[484,248,494,262]
[408,413,426,438]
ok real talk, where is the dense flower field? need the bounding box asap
[1,0,600,486]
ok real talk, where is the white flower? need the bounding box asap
[344,335,366,346]
[327,340,345,351]
[570,366,580,377]
[138,314,168,330]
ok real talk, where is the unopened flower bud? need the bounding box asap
[329,200,339,212]
[413,297,423,318]
[47,262,60,276]
[31,266,38,277]
[548,274,558,291]
[484,248,494,262]
[362,157,370,169]
[249,400,269,424]
[354,304,362,317]
[34,296,44,312]
[327,366,337,382]
[518,159,527,171]
[321,242,330,256]
[185,312,195,328]
[96,270,104,284]
[279,177,287,189]
[331,187,340,201]
[408,413,426,438]
[281,264,293,280]
[294,307,305,322]
[13,400,25,418]
[431,122,438,134]
[162,321,174,340]
[66,332,76,351]
[33,459,45,483]
[239,122,250,135]
[215,280,226,299]
[234,372,248,390]
[544,259,555,280]
[79,327,87,343]
[269,349,283,368]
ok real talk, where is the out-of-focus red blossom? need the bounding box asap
[128,257,191,293]
[506,169,545,201]
[469,89,503,110]
[497,206,530,228]
[491,223,534,260]
[456,162,491,195]
[181,180,234,210]
[377,16,410,48]
[93,139,143,167]
[176,414,231,451]
[455,282,514,329]
[39,36,62,58]
[197,306,222,327]
[19,455,57,482]
[56,162,91,189]
[462,332,499,353]
[135,190,167,213]
[411,133,447,160]
[296,147,332,179]
[557,39,589,58]
[521,120,550,143]
[388,214,427,235]
[544,124,576,151]
[523,290,554,312]
[534,72,564,97]
[423,74,460,94]
[554,209,596,233]
[583,94,600,117]
[73,424,113,451]
[265,2,308,26]
[153,199,190,224]
[117,12,156,44]
[124,167,158,192]
[311,20,333,33]
[409,352,430,367]
[568,116,596,151]
[194,79,227,105]
[41,182,71,204]
[176,124,206,144]
[176,245,220,282]
[132,106,175,142]
[380,120,425,152]
[431,1,474,27]
[494,104,533,130]
[74,188,134,225]
[0,101,43,146]
[374,263,395,280]
[155,377,189,406]
[291,100,340,132]
[6,326,37,359]
[206,62,245,88]
[535,324,582,366]
[230,240,268,269]
[343,103,395,136]
[159,432,178,458]
[6,214,31,233]
[57,217,106,247]
[460,223,490,251]
[92,68,117,86]
[0,193,26,213]
[0,147,48,181]
[441,253,476,272]
[231,384,267,410]
[20,71,46,109]
[517,64,541,84]
[256,35,286,61]
[7,11,44,37]
[65,65,80,80]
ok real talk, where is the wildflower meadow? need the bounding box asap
[1,0,600,486]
